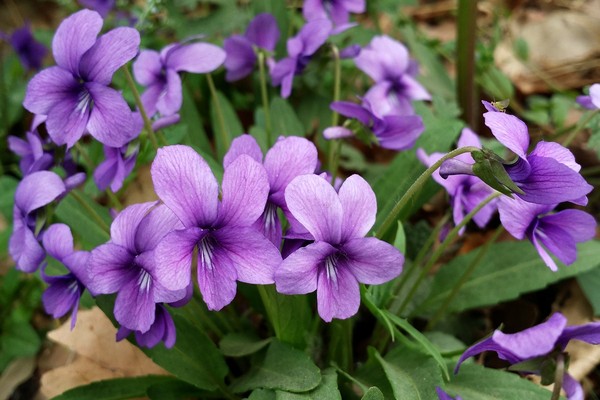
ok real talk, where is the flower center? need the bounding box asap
[264,202,278,230]
[137,269,152,293]
[199,236,216,271]
[324,253,339,288]
[76,89,93,116]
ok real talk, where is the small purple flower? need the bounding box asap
[79,0,115,17]
[326,99,424,151]
[576,83,600,110]
[116,304,176,348]
[23,10,141,148]
[152,145,282,311]
[93,144,137,192]
[224,13,280,81]
[498,196,596,271]
[10,171,66,273]
[41,224,93,329]
[8,115,53,175]
[4,23,47,71]
[303,0,365,26]
[270,19,332,98]
[223,135,318,246]
[354,36,430,117]
[274,174,404,322]
[456,313,600,400]
[88,202,186,333]
[436,388,461,400]
[339,44,361,59]
[417,128,498,233]
[133,41,226,117]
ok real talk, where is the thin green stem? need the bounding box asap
[426,226,504,329]
[206,73,230,154]
[121,65,159,150]
[328,140,342,185]
[456,0,478,128]
[394,192,501,316]
[70,190,110,233]
[258,51,272,146]
[106,189,123,210]
[376,146,481,240]
[327,44,343,184]
[551,353,565,400]
[562,109,600,147]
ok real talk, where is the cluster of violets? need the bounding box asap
[4,3,599,400]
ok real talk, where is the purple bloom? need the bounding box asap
[133,41,225,117]
[482,112,593,205]
[339,44,361,59]
[93,144,137,192]
[224,13,280,81]
[116,304,176,348]
[274,174,404,322]
[10,171,66,273]
[576,83,600,110]
[8,115,53,175]
[23,10,140,148]
[271,19,332,98]
[498,196,596,271]
[436,388,461,400]
[354,36,430,117]
[456,313,600,400]
[303,0,365,26]
[417,128,498,233]
[152,145,282,311]
[41,224,93,329]
[88,202,186,332]
[326,99,424,151]
[4,23,47,71]
[79,0,115,17]
[223,135,318,246]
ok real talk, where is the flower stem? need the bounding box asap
[70,190,110,234]
[121,65,160,150]
[456,0,478,128]
[551,353,565,400]
[258,51,272,147]
[376,146,481,240]
[327,44,343,184]
[562,108,600,147]
[206,73,230,156]
[393,192,501,316]
[74,142,122,210]
[426,226,504,329]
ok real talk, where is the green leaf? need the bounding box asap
[270,98,306,137]
[219,333,272,357]
[393,222,406,254]
[361,387,384,400]
[210,89,244,159]
[513,37,529,62]
[55,193,111,247]
[275,368,341,400]
[180,83,212,154]
[230,340,321,393]
[578,268,600,315]
[416,240,600,315]
[51,375,174,400]
[146,379,205,400]
[0,176,17,220]
[249,389,277,400]
[446,363,561,399]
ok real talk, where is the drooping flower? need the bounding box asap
[10,171,66,272]
[8,115,53,175]
[3,23,47,71]
[23,10,141,148]
[224,13,280,81]
[223,134,318,246]
[436,388,462,400]
[303,0,365,27]
[79,0,115,17]
[93,144,137,192]
[116,304,176,348]
[270,19,332,98]
[41,223,94,329]
[498,196,595,271]
[274,174,404,322]
[88,202,186,332]
[133,40,225,117]
[354,35,430,117]
[325,98,424,151]
[576,83,600,110]
[417,128,498,233]
[152,145,282,311]
[456,313,600,400]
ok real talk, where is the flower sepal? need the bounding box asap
[471,148,524,197]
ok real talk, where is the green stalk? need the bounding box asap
[425,226,504,329]
[206,73,230,153]
[551,353,565,400]
[393,192,501,315]
[376,146,481,240]
[327,44,343,184]
[71,190,110,233]
[562,109,600,147]
[121,65,160,150]
[258,51,272,146]
[456,0,478,128]
[74,142,122,210]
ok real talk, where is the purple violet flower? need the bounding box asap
[133,41,226,117]
[417,128,498,233]
[456,313,600,400]
[23,10,141,148]
[274,174,404,322]
[223,134,318,246]
[41,223,94,329]
[224,13,280,82]
[79,0,115,18]
[152,145,282,311]
[498,196,596,271]
[116,304,176,348]
[576,83,600,110]
[354,35,431,117]
[303,0,365,27]
[325,99,424,151]
[270,19,332,98]
[88,202,186,333]
[10,171,66,273]
[93,144,137,192]
[436,388,462,400]
[8,115,53,175]
[4,23,47,71]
